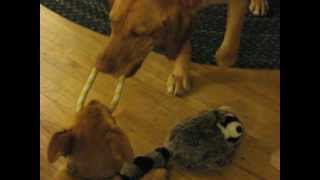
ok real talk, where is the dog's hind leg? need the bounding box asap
[215,0,249,67]
[249,0,269,16]
[167,41,192,97]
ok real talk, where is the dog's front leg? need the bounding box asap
[215,0,249,67]
[167,41,192,97]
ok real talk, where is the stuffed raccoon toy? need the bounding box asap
[119,107,244,180]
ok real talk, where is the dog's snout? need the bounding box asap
[96,57,117,74]
[125,61,143,77]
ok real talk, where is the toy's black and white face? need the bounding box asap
[216,107,244,144]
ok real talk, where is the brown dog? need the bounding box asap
[47,100,133,180]
[48,100,167,180]
[96,0,269,97]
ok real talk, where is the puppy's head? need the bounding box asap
[96,0,195,77]
[47,100,134,178]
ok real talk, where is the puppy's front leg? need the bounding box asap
[215,0,249,67]
[167,41,192,97]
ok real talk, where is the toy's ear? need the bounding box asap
[47,129,74,163]
[217,106,232,113]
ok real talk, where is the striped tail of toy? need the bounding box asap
[119,147,171,180]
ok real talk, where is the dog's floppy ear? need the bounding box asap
[47,129,74,163]
[162,10,192,59]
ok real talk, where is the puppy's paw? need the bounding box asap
[215,47,238,68]
[167,72,191,97]
[249,0,269,16]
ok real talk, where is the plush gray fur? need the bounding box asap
[119,108,244,179]
[165,108,243,170]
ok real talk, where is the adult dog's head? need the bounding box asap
[96,0,199,77]
[47,100,134,179]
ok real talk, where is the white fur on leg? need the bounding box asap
[167,73,191,97]
[249,0,269,16]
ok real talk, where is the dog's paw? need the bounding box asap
[249,0,269,16]
[167,72,191,97]
[215,47,238,68]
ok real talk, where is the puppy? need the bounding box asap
[96,0,269,96]
[47,100,133,179]
[47,100,167,180]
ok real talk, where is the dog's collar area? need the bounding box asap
[66,162,118,180]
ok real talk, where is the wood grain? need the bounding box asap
[40,5,280,180]
[271,149,280,171]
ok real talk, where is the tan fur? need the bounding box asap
[48,100,168,180]
[96,0,268,96]
[48,100,134,180]
[167,40,192,96]
[96,0,192,77]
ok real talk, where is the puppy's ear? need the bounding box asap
[47,129,74,163]
[163,10,192,59]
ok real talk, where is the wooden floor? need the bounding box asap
[40,5,280,180]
